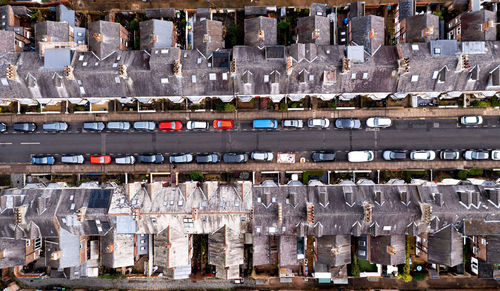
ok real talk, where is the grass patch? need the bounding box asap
[358,259,377,272]
[302,170,324,184]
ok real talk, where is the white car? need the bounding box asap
[460,115,483,125]
[251,152,274,162]
[186,121,209,130]
[492,150,500,160]
[115,156,136,164]
[410,150,436,161]
[307,118,330,128]
[348,151,374,162]
[61,155,84,164]
[366,117,392,128]
[282,119,304,128]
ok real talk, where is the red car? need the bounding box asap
[212,119,234,129]
[90,155,111,165]
[159,121,183,131]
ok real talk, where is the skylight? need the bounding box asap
[411,75,419,82]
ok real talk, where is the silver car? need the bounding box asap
[169,153,193,164]
[251,152,274,162]
[115,156,136,164]
[464,150,489,160]
[133,121,155,131]
[83,122,105,131]
[61,155,84,164]
[43,122,68,131]
[107,121,130,131]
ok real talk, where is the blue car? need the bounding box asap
[32,156,55,165]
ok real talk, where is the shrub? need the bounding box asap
[189,172,203,182]
[130,19,139,31]
[471,100,489,107]
[330,102,337,109]
[468,168,483,176]
[267,103,274,110]
[351,253,360,277]
[458,170,468,180]
[279,103,288,112]
[412,273,426,281]
[224,103,236,112]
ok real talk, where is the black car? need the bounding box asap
[382,150,407,161]
[311,151,336,162]
[13,122,36,132]
[223,153,249,163]
[195,153,219,164]
[137,154,164,164]
[0,122,6,132]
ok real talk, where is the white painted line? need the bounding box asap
[20,142,40,145]
[0,142,12,145]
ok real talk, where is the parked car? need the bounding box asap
[115,156,136,164]
[133,121,156,131]
[311,151,336,162]
[335,118,361,129]
[223,153,249,163]
[90,155,111,164]
[43,122,68,132]
[366,117,392,128]
[460,115,483,125]
[464,150,489,160]
[382,150,406,161]
[213,119,234,129]
[186,121,209,130]
[169,153,193,164]
[410,150,436,161]
[32,155,55,165]
[13,122,36,132]
[348,151,374,162]
[253,119,278,129]
[83,122,105,131]
[195,153,219,164]
[61,155,84,164]
[440,150,460,160]
[251,152,274,162]
[307,118,330,128]
[282,119,304,128]
[106,121,130,131]
[492,150,500,161]
[0,122,6,132]
[137,154,164,164]
[159,121,182,131]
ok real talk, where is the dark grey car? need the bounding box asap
[195,153,219,164]
[13,122,36,132]
[382,150,406,161]
[137,154,164,164]
[223,153,249,163]
[311,152,336,162]
[335,119,361,129]
[440,150,460,160]
[83,122,105,131]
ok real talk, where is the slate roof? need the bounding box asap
[34,21,71,46]
[460,10,497,41]
[427,224,463,267]
[279,235,298,267]
[0,5,15,29]
[398,0,415,21]
[315,235,351,271]
[350,15,385,55]
[486,235,500,264]
[0,30,15,53]
[369,235,406,265]
[297,16,330,45]
[208,225,244,278]
[244,16,277,47]
[144,8,176,19]
[404,14,439,43]
[0,237,26,268]
[88,20,124,60]
[193,19,223,58]
[56,4,75,27]
[100,230,135,268]
[140,19,173,50]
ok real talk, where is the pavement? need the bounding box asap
[1,108,500,173]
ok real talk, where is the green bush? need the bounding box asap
[471,100,489,107]
[468,168,483,176]
[224,103,236,112]
[189,172,203,182]
[491,96,500,107]
[351,253,360,277]
[130,19,139,31]
[279,103,288,112]
[330,102,337,109]
[290,102,298,108]
[412,273,426,281]
[267,103,274,110]
[458,170,468,180]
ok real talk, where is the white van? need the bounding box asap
[348,151,374,162]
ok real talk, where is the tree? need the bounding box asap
[277,21,290,45]
[225,25,239,48]
[130,19,139,31]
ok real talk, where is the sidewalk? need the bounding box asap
[0,107,498,124]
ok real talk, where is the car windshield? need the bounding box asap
[170,122,176,129]
[217,121,222,127]
[99,157,105,163]
[366,152,373,160]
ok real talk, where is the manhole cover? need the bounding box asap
[433,122,439,128]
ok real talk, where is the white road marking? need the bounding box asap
[0,142,12,145]
[20,142,40,145]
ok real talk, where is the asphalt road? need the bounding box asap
[1,117,500,164]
